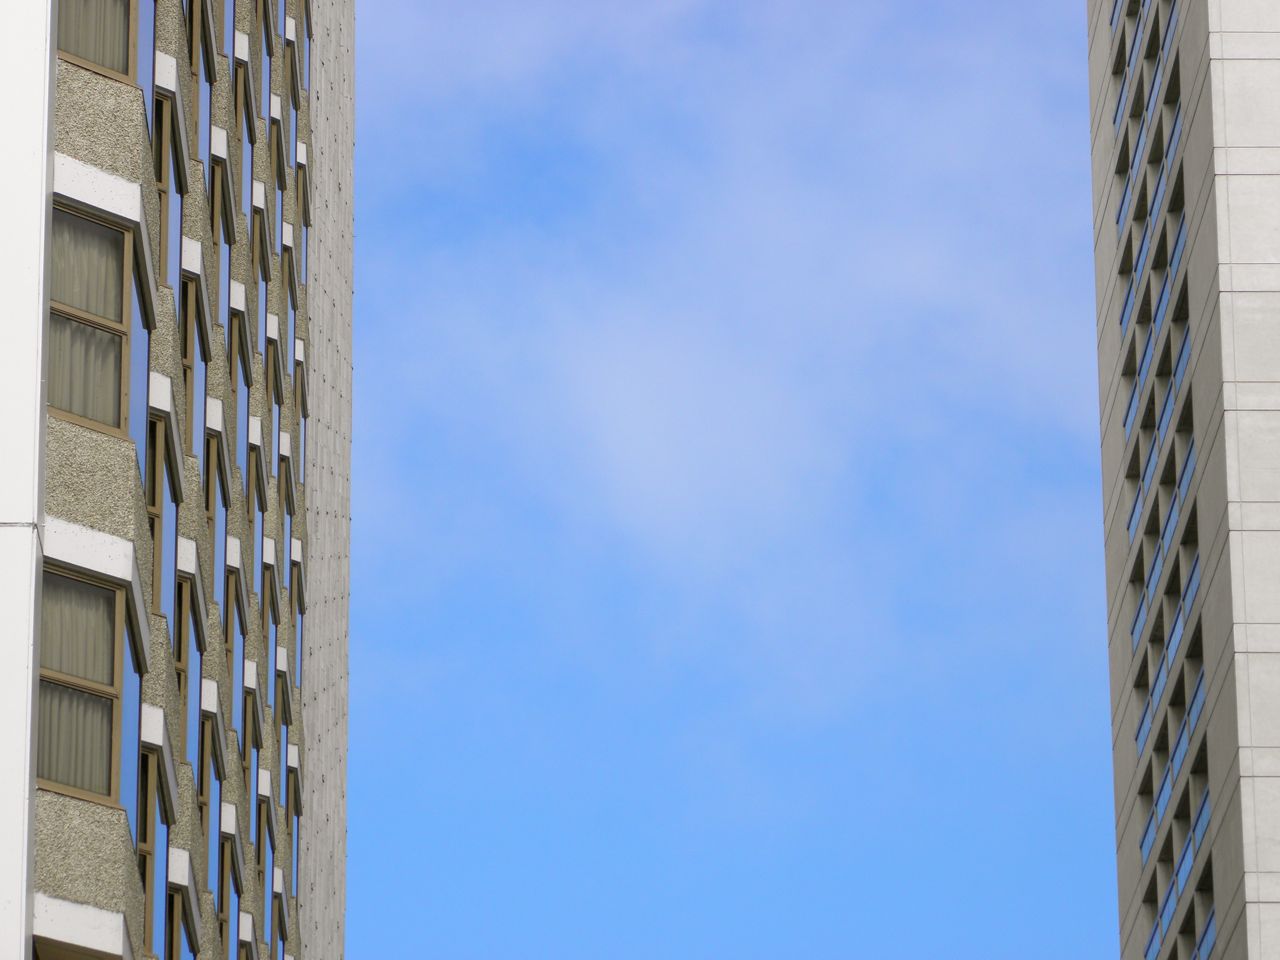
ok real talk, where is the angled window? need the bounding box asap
[37,570,141,813]
[48,209,135,433]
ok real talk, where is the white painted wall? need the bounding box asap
[0,0,55,955]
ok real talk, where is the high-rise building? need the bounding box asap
[0,0,352,957]
[1088,1,1280,957]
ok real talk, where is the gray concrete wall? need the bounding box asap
[298,0,354,954]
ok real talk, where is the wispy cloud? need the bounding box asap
[354,0,1096,714]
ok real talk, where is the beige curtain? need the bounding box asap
[37,573,116,796]
[58,0,129,75]
[42,573,115,683]
[38,682,112,795]
[48,313,122,427]
[52,209,123,322]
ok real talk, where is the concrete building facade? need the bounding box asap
[1088,1,1280,957]
[0,0,353,957]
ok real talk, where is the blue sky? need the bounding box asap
[349,1,1113,957]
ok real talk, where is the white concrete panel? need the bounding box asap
[1231,295,1280,384]
[1244,533,1280,622]
[0,0,54,952]
[1220,61,1280,147]
[1235,413,1280,502]
[1226,176,1280,264]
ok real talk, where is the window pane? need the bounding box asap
[58,0,129,75]
[38,680,113,796]
[122,634,142,845]
[51,209,124,322]
[49,313,123,427]
[42,572,115,685]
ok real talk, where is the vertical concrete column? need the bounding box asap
[1210,2,1280,955]
[0,0,55,957]
[299,0,354,956]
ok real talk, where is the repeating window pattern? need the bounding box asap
[46,0,315,956]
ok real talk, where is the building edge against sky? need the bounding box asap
[0,0,352,955]
[1088,1,1280,959]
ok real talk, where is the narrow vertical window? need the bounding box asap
[228,572,245,744]
[260,12,270,120]
[224,0,235,59]
[181,281,208,473]
[218,833,240,960]
[198,40,213,197]
[176,580,202,769]
[140,752,170,957]
[200,715,222,892]
[265,591,277,710]
[158,97,186,293]
[208,438,228,616]
[130,278,151,480]
[147,418,179,632]
[140,0,157,133]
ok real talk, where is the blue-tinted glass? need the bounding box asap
[287,293,295,369]
[250,762,258,845]
[187,608,201,768]
[225,0,235,58]
[152,803,168,955]
[168,162,182,293]
[194,339,207,478]
[130,283,150,481]
[261,33,269,118]
[264,828,274,943]
[296,614,302,690]
[272,401,279,478]
[122,638,141,846]
[242,113,253,215]
[279,721,286,804]
[267,615,276,708]
[228,881,239,960]
[255,508,263,596]
[303,31,309,89]
[162,477,178,632]
[259,278,267,356]
[221,240,231,325]
[299,417,305,484]
[290,103,296,168]
[301,224,307,281]
[276,188,283,255]
[208,769,221,891]
[139,0,156,134]
[237,363,249,484]
[291,817,298,892]
[215,480,227,613]
[200,57,211,193]
[232,614,244,737]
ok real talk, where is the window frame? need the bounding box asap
[47,206,136,440]
[145,415,180,621]
[56,0,141,85]
[155,94,188,292]
[35,568,128,807]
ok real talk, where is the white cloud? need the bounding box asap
[353,0,1099,717]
